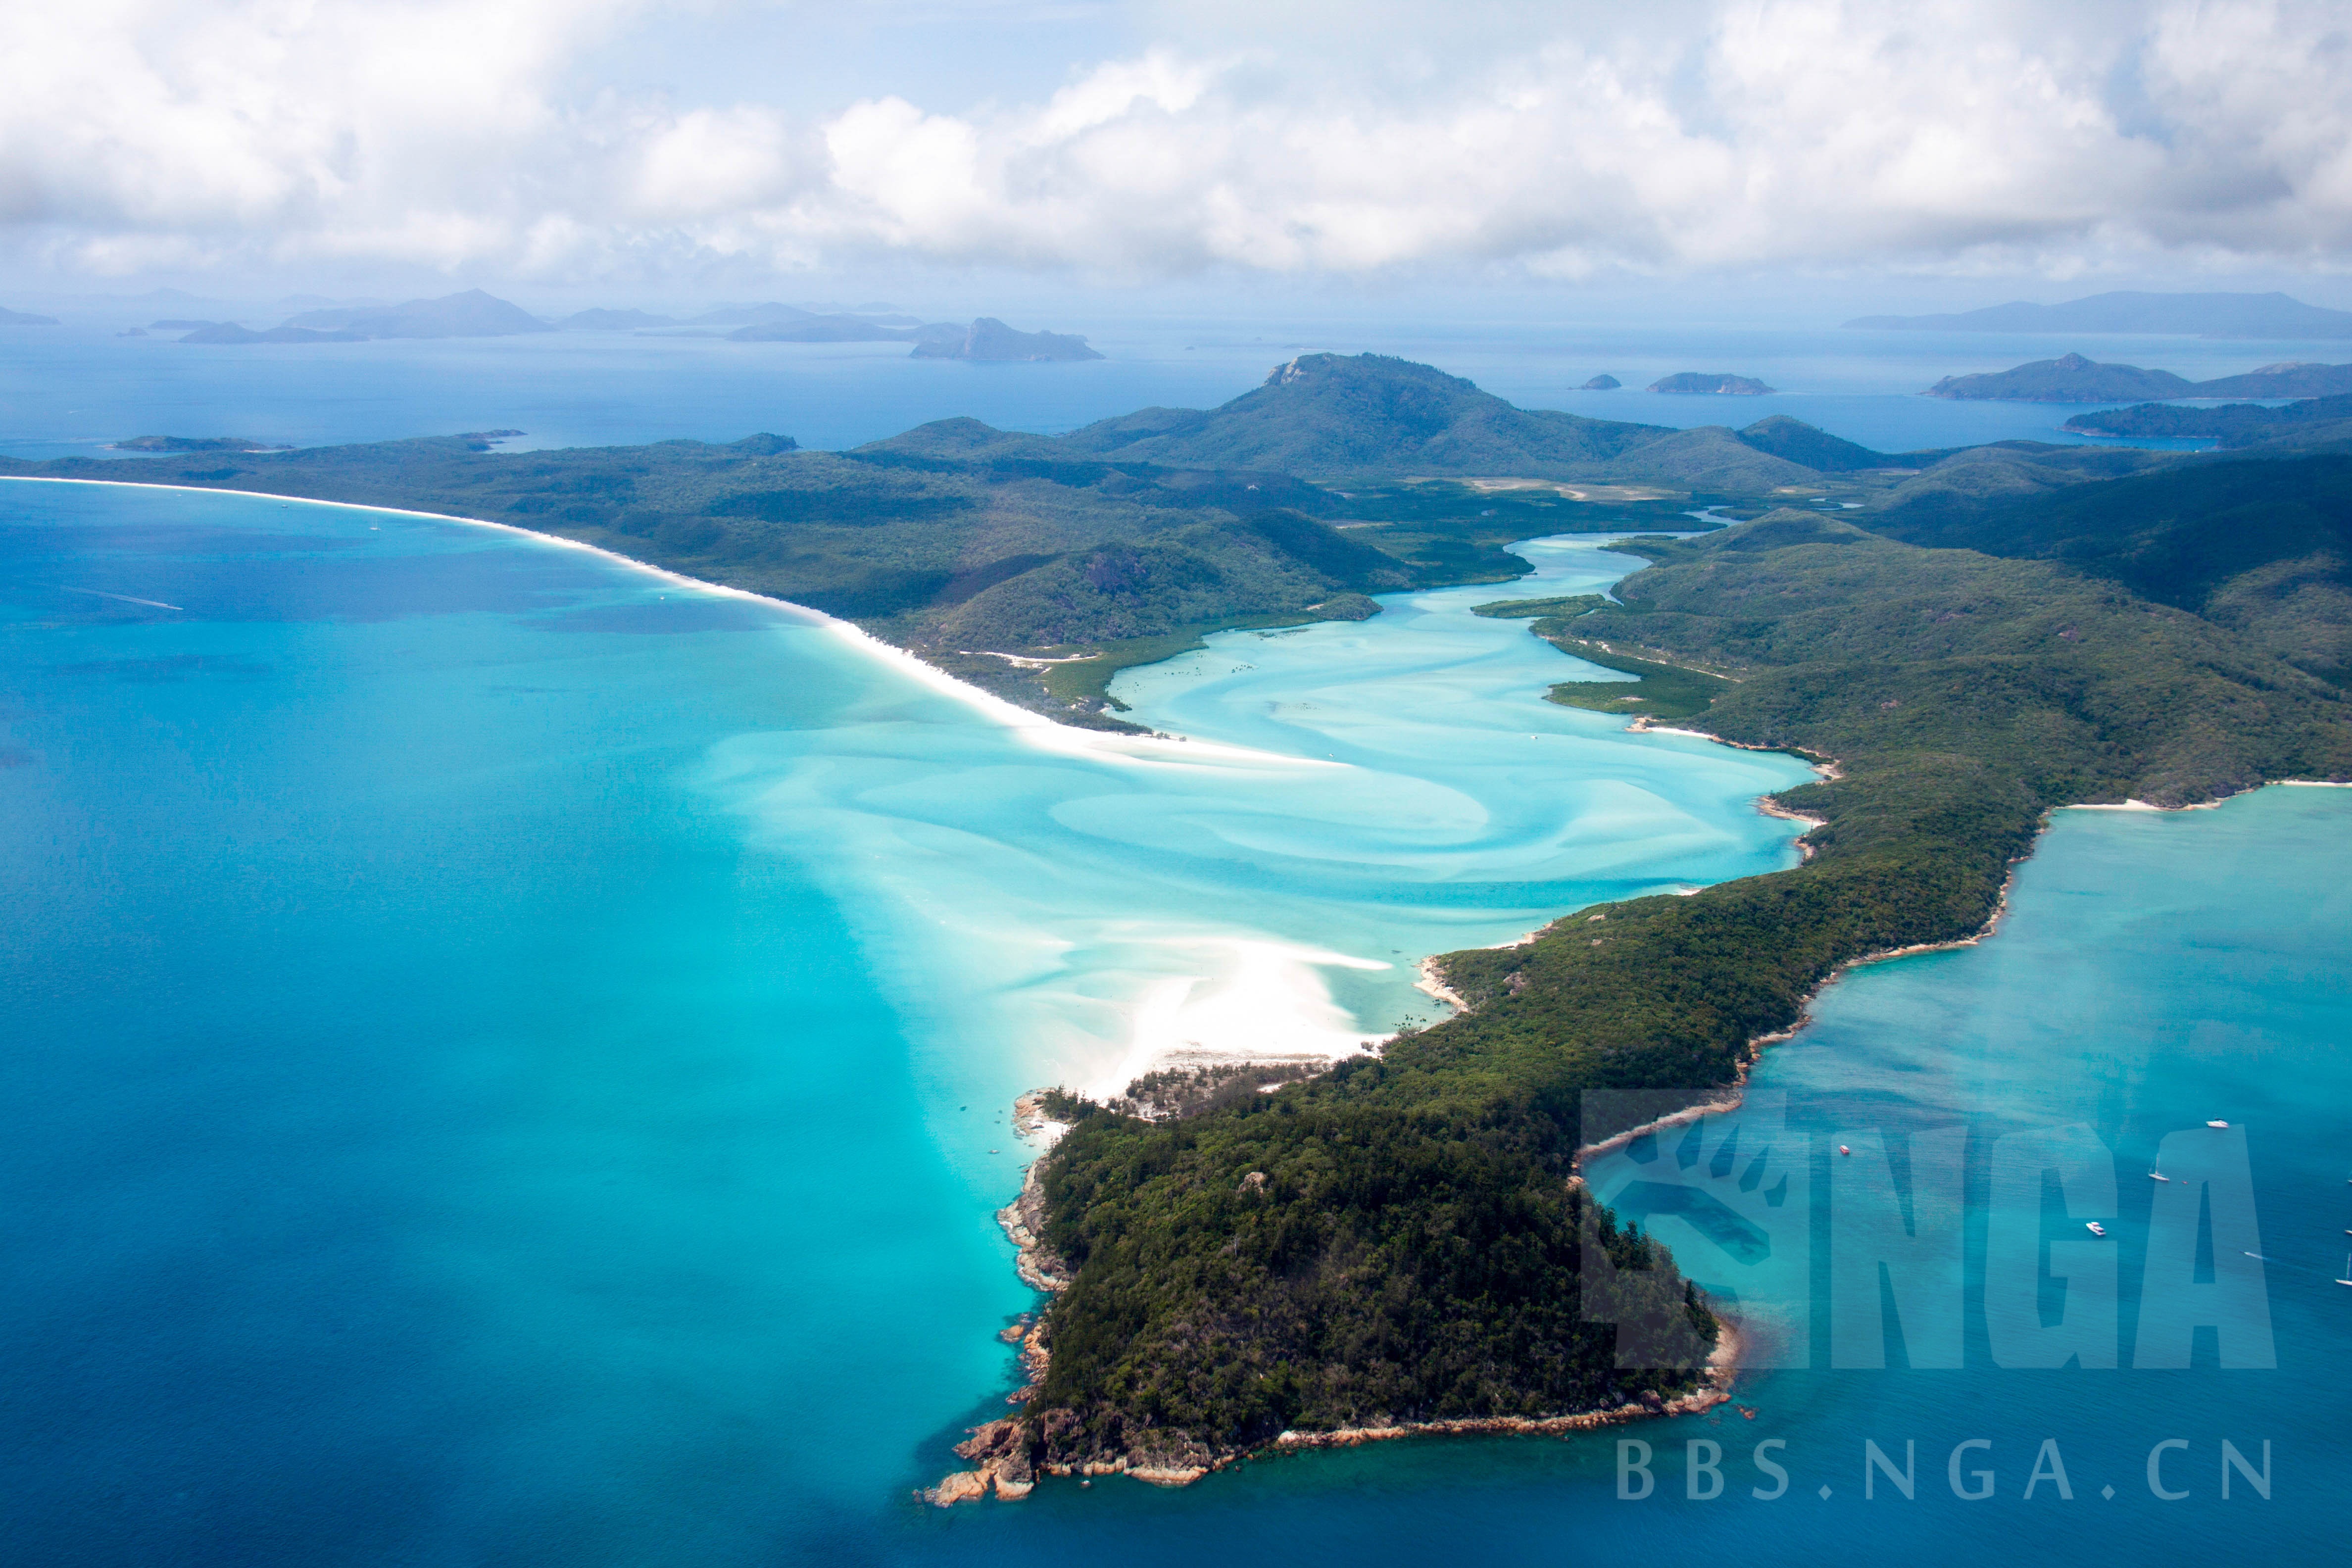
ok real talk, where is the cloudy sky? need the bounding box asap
[4,0,2350,297]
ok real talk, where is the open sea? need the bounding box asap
[1,321,2346,1564]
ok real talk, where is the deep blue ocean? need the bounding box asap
[1,322,2347,1565]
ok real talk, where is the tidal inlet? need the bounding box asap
[4,3,2351,1565]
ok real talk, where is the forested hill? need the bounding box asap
[1003,508,2352,1484]
[0,353,1981,729]
[865,352,1953,490]
[1050,353,1676,477]
[1861,451,2352,684]
[2063,392,2352,449]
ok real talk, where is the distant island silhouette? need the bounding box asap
[1850,290,2352,339]
[1649,372,1775,395]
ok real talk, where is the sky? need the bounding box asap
[3,0,2351,308]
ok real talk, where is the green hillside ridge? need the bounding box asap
[862,355,1939,491]
[1,356,2258,734]
[1924,351,2352,402]
[1734,414,1941,472]
[1862,452,2352,684]
[1926,352,2197,401]
[14,363,2352,1493]
[2063,392,2352,446]
[996,508,2352,1485]
[0,351,2232,740]
[109,436,289,452]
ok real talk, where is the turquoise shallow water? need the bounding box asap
[0,480,1800,1562]
[2,477,2344,1564]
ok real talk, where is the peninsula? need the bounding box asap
[9,354,2346,1491]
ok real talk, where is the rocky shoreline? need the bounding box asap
[923,1087,1747,1506]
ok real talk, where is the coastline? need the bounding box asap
[0,475,1337,780]
[1266,1314,1741,1458]
[928,1082,1749,1506]
[21,475,1832,1503]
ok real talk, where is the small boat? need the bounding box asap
[2148,1169,2169,1182]
[2338,1255,2352,1288]
[2086,1222,2107,1237]
[2206,1120,2229,1129]
[1837,1145,1851,1156]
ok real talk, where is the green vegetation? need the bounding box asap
[18,351,2352,1482]
[1734,414,1941,473]
[1001,505,2351,1478]
[1038,354,1821,490]
[109,435,288,452]
[1538,641,1731,721]
[1470,593,1611,619]
[1865,452,2352,685]
[1,432,1504,728]
[1924,352,2352,405]
[1474,592,1735,719]
[1926,352,2196,401]
[1106,1062,1324,1120]
[2063,392,2352,447]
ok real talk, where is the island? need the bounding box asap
[10,354,2345,1495]
[276,288,554,339]
[1848,289,2352,339]
[109,436,290,452]
[0,305,60,325]
[1927,351,2352,402]
[1579,374,1621,390]
[912,317,1103,361]
[1648,372,1775,394]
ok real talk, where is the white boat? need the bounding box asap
[2148,1169,2169,1182]
[2086,1222,2107,1237]
[2206,1120,2229,1129]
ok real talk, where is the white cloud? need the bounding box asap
[1,0,2349,281]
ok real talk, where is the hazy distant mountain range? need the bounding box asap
[1850,290,2352,339]
[1926,351,2352,401]
[0,305,60,325]
[911,318,1102,361]
[281,289,555,338]
[133,288,1099,359]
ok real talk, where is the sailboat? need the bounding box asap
[2148,1166,2169,1182]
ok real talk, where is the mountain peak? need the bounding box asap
[1264,352,1474,393]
